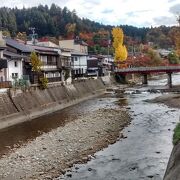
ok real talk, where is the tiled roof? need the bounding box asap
[30,45,58,53]
[3,50,28,59]
[5,38,34,53]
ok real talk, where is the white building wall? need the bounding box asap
[59,40,74,49]
[37,41,59,48]
[73,56,87,74]
[61,51,71,57]
[7,59,23,81]
[59,40,88,54]
[74,44,88,54]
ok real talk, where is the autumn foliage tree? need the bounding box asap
[169,15,180,58]
[65,23,76,38]
[112,27,128,68]
[174,30,180,57]
[30,52,49,89]
[30,51,42,72]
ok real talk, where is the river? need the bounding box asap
[59,73,180,180]
[0,74,180,179]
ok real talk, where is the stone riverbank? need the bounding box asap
[0,78,109,130]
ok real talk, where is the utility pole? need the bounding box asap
[107,31,112,72]
[107,31,110,58]
[177,14,180,27]
[29,27,36,45]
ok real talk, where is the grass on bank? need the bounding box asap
[173,123,180,145]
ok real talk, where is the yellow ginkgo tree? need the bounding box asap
[112,27,128,68]
[30,51,42,72]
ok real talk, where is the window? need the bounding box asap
[14,61,18,67]
[47,56,57,65]
[12,73,18,79]
[40,56,47,65]
[55,72,60,77]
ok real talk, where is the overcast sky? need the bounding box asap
[0,0,180,27]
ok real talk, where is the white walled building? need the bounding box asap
[71,51,88,78]
[59,39,88,78]
[3,51,24,82]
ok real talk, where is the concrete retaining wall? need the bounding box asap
[164,142,180,180]
[0,78,109,130]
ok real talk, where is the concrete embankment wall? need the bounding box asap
[0,78,109,130]
[164,142,180,180]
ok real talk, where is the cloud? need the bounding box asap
[0,0,178,27]
[126,10,152,17]
[154,16,177,26]
[101,9,114,14]
[168,0,177,2]
[169,3,180,14]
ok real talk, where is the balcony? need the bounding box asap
[41,65,57,71]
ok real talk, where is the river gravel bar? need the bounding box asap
[149,93,180,109]
[0,106,130,179]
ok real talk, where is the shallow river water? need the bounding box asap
[59,74,180,180]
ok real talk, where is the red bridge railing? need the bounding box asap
[115,66,180,74]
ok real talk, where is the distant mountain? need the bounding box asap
[0,4,176,53]
[0,4,149,41]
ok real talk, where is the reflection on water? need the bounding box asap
[115,98,128,107]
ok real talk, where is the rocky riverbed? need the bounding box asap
[0,98,130,180]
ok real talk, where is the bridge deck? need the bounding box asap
[115,66,180,74]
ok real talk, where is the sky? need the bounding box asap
[0,0,180,27]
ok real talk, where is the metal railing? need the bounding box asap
[41,65,57,70]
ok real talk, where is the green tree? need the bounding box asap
[147,48,162,66]
[0,4,150,40]
[168,52,180,64]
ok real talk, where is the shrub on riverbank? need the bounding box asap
[173,123,180,145]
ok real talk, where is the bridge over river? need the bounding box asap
[115,66,180,87]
